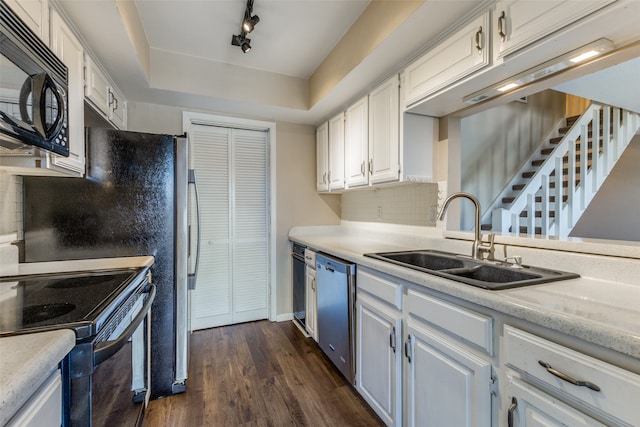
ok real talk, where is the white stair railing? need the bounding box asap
[492,103,640,237]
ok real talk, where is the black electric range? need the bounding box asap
[0,268,148,339]
[0,266,155,427]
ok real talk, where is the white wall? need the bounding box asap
[341,183,438,226]
[570,135,640,241]
[128,102,341,319]
[459,90,566,230]
[0,174,22,238]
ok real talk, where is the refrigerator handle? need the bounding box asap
[188,169,201,290]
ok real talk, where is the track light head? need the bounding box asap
[242,14,259,33]
[231,33,251,53]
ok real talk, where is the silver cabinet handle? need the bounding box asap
[538,360,601,391]
[507,397,517,427]
[322,172,327,184]
[369,159,373,175]
[389,326,396,353]
[404,335,412,362]
[475,26,483,54]
[361,161,365,176]
[327,170,331,183]
[498,11,507,41]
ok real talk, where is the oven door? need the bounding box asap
[89,284,155,427]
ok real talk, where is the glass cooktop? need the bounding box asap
[0,269,142,337]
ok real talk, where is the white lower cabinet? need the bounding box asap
[503,325,640,427]
[356,293,402,426]
[305,264,317,341]
[404,316,492,427]
[355,268,493,427]
[505,376,604,427]
[7,369,62,427]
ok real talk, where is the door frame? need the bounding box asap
[183,111,277,322]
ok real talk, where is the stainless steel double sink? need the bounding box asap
[364,250,579,290]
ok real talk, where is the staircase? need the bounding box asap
[483,103,640,237]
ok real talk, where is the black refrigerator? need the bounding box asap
[23,127,197,399]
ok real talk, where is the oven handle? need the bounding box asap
[93,284,156,366]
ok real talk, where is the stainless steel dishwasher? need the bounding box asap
[316,253,356,384]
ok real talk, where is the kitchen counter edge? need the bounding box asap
[288,228,640,361]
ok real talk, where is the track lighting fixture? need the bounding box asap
[232,0,259,53]
[231,33,251,53]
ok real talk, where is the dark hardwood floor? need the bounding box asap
[144,320,384,426]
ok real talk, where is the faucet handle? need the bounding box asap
[478,233,496,260]
[504,256,523,268]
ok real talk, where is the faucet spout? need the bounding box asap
[439,192,493,260]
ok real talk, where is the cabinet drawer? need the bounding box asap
[504,325,640,426]
[357,269,402,310]
[407,289,493,355]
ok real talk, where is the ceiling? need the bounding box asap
[57,0,640,126]
[134,0,369,80]
[57,0,483,124]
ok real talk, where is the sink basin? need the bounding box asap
[447,264,540,283]
[371,251,465,271]
[364,250,579,290]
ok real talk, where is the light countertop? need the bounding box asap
[289,223,640,361]
[0,256,155,424]
[0,329,75,426]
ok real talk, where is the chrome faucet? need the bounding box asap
[439,192,495,260]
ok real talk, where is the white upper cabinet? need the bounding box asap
[49,8,84,176]
[369,75,400,184]
[494,0,617,59]
[404,11,490,108]
[84,53,110,115]
[316,122,329,192]
[4,0,49,44]
[84,54,128,130]
[108,84,127,130]
[327,112,345,191]
[317,74,438,193]
[344,96,369,188]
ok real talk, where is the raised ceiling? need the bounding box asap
[57,0,482,124]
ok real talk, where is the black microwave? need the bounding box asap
[0,0,69,157]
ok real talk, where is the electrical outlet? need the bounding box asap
[377,206,383,220]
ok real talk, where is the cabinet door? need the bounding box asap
[4,0,49,44]
[305,266,317,341]
[49,9,85,176]
[328,112,345,190]
[345,96,369,188]
[405,321,492,427]
[356,296,402,427]
[316,122,329,192]
[404,12,490,107]
[369,75,400,184]
[108,85,127,130]
[84,54,111,117]
[506,377,605,427]
[494,0,616,59]
[6,369,62,427]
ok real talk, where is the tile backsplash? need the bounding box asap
[0,174,23,239]
[341,183,439,226]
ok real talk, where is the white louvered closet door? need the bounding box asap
[190,124,269,330]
